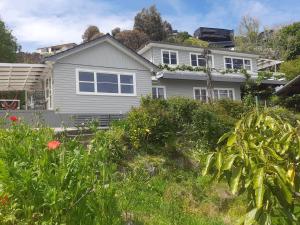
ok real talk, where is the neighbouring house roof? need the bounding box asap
[45,34,159,72]
[37,43,77,50]
[138,41,260,58]
[157,70,286,85]
[0,63,51,91]
[276,75,300,96]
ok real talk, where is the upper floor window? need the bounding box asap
[77,70,135,96]
[162,50,178,65]
[224,57,252,71]
[190,54,206,67]
[152,86,166,99]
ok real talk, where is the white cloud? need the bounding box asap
[0,0,134,51]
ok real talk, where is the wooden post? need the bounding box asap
[25,90,28,110]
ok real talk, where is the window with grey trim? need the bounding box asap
[78,71,134,95]
[78,71,95,92]
[224,57,252,71]
[152,86,165,99]
[191,54,206,67]
[162,50,177,65]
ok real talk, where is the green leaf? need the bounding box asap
[253,168,265,208]
[244,208,261,225]
[227,134,237,147]
[276,176,293,205]
[217,132,231,144]
[230,166,242,195]
[202,153,215,176]
[222,154,238,171]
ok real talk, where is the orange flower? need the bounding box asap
[9,116,18,122]
[47,140,61,150]
[0,195,9,206]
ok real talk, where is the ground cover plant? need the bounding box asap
[0,98,299,224]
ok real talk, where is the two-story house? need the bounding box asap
[0,34,285,128]
[139,42,266,101]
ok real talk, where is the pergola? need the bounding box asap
[0,63,51,110]
[0,63,51,91]
[257,58,283,72]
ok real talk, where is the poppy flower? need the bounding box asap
[47,140,61,150]
[0,195,9,206]
[9,116,18,122]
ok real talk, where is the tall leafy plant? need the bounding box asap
[203,110,300,224]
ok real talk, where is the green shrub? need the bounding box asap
[0,118,121,224]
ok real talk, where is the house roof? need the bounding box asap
[276,75,300,96]
[138,41,260,58]
[45,34,159,72]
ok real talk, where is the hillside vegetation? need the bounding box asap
[0,98,300,224]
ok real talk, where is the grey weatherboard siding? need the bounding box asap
[142,46,259,73]
[155,79,242,100]
[52,41,153,114]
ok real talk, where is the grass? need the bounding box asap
[114,154,246,225]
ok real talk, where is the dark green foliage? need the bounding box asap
[272,95,300,112]
[134,5,172,41]
[106,97,250,158]
[0,19,18,62]
[276,22,300,60]
[280,57,300,80]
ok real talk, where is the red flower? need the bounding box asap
[9,116,18,122]
[0,195,9,206]
[47,140,61,150]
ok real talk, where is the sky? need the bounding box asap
[1,0,300,52]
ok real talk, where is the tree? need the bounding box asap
[204,110,300,224]
[111,27,120,37]
[275,22,300,60]
[115,29,150,50]
[134,5,172,41]
[0,18,18,62]
[167,31,190,44]
[16,52,42,63]
[183,37,209,48]
[235,16,260,53]
[280,57,300,80]
[82,25,103,42]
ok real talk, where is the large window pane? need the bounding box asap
[79,72,94,81]
[157,87,165,98]
[170,52,177,64]
[121,84,134,94]
[232,58,243,69]
[219,90,229,99]
[97,83,118,93]
[191,54,197,66]
[79,83,94,92]
[163,51,170,64]
[244,60,251,70]
[198,56,206,67]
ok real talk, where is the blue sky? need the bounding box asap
[1,0,300,52]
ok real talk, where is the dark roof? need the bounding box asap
[44,34,159,70]
[138,40,260,56]
[276,75,300,96]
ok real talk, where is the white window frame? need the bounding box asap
[193,87,235,102]
[161,49,179,66]
[152,86,166,99]
[223,56,252,71]
[213,88,235,100]
[76,68,136,96]
[44,76,53,110]
[190,53,215,68]
[193,87,208,102]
